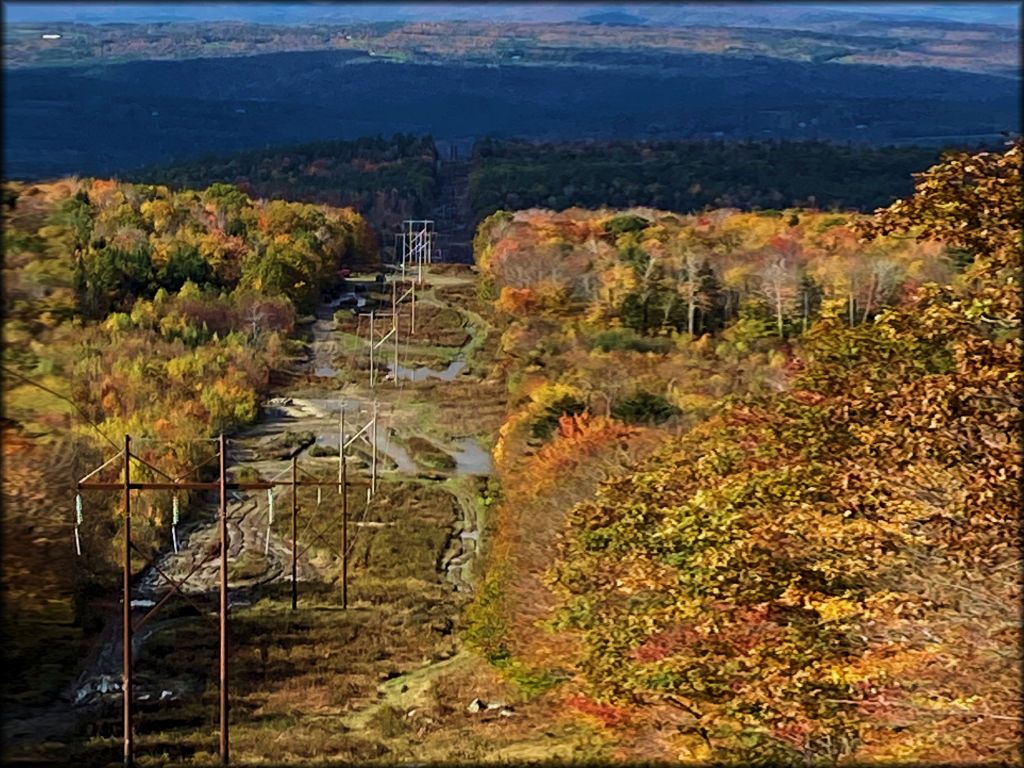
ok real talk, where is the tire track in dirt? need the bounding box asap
[55,268,499,762]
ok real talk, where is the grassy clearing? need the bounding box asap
[398,341,464,369]
[331,330,366,356]
[104,478,468,765]
[427,378,507,441]
[404,302,471,348]
[402,436,456,471]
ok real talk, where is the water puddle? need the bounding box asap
[330,293,366,309]
[451,437,492,474]
[312,425,418,474]
[391,358,465,382]
[382,437,417,474]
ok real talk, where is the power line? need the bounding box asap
[76,434,352,766]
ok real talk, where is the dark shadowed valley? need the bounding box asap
[4,44,1018,179]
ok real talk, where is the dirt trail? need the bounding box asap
[50,268,497,760]
[8,268,609,767]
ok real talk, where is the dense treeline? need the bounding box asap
[2,176,376,707]
[124,134,437,244]
[469,139,951,221]
[467,191,957,722]
[468,142,1020,761]
[475,204,952,342]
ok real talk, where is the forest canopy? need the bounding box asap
[468,140,1021,762]
[123,134,436,248]
[2,176,377,706]
[469,139,951,221]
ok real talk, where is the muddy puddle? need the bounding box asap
[313,428,418,475]
[391,358,466,382]
[451,437,492,474]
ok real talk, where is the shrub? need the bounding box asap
[308,443,339,458]
[611,391,681,425]
[404,436,456,470]
[604,213,650,236]
[589,327,640,352]
[530,395,586,440]
[589,327,673,354]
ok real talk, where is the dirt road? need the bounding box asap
[12,267,503,766]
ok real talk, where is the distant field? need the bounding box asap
[3,49,1017,180]
[4,19,1019,77]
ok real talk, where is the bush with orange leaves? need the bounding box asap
[528,411,634,481]
[494,285,537,316]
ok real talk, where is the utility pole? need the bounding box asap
[366,304,397,390]
[122,435,133,768]
[339,403,348,610]
[218,434,228,765]
[396,232,407,278]
[338,408,378,499]
[392,276,400,387]
[341,436,348,610]
[77,435,345,766]
[382,277,416,385]
[291,454,298,611]
[401,219,434,286]
[371,401,378,495]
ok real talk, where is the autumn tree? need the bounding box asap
[546,139,1021,762]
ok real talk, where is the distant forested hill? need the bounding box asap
[468,139,949,220]
[4,19,1018,77]
[4,48,1017,181]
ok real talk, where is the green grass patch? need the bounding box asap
[334,330,367,355]
[399,342,463,369]
[228,548,267,581]
[402,436,456,471]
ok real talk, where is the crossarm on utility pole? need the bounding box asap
[77,450,123,484]
[343,419,373,451]
[371,326,396,350]
[78,481,276,491]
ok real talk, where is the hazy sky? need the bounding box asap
[3,2,1020,26]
